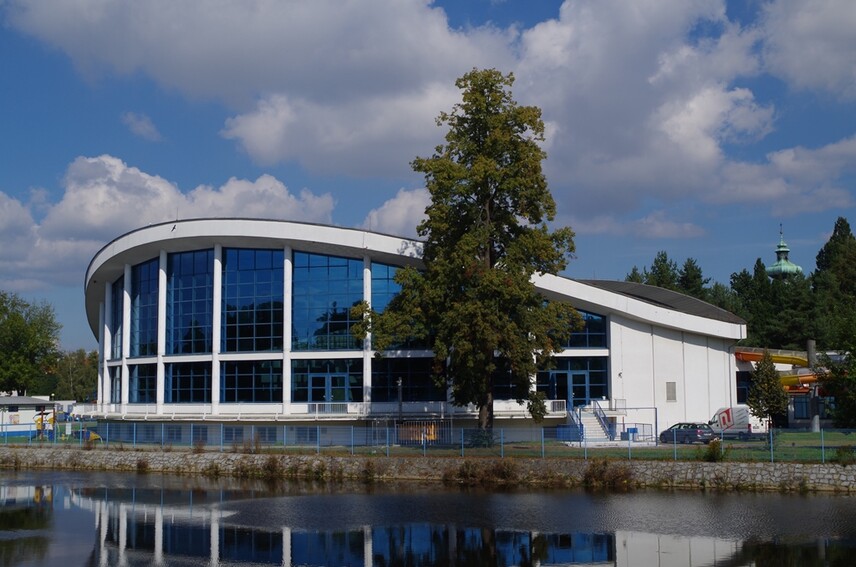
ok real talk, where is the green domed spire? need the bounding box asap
[766,225,802,279]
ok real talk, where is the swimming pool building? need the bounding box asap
[82,219,746,442]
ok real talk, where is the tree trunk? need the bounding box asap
[478,391,494,431]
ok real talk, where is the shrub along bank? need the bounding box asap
[1,446,855,493]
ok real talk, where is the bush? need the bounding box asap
[136,458,150,474]
[583,458,634,491]
[834,445,856,466]
[699,438,729,462]
[262,455,283,480]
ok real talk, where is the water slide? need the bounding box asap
[734,348,820,387]
[734,350,809,367]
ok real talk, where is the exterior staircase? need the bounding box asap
[578,407,612,443]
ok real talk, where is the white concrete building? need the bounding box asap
[81,219,746,442]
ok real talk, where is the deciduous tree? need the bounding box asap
[0,291,61,395]
[355,69,578,432]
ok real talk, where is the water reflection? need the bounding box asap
[0,485,52,566]
[2,472,856,566]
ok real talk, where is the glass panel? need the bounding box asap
[167,250,213,354]
[292,252,362,351]
[329,375,347,402]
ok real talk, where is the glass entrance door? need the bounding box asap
[571,371,589,407]
[308,374,349,406]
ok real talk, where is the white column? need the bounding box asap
[121,264,131,409]
[211,244,222,415]
[154,506,164,566]
[282,246,292,411]
[362,256,372,405]
[97,302,105,411]
[156,250,167,414]
[282,527,291,567]
[98,501,109,567]
[118,502,128,567]
[209,513,220,566]
[103,284,113,409]
[363,525,373,567]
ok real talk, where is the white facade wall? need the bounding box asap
[609,315,737,430]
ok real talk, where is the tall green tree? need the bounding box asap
[355,68,578,431]
[646,251,679,290]
[46,349,99,401]
[0,291,61,395]
[819,352,856,427]
[746,350,788,426]
[677,258,710,300]
[812,217,856,350]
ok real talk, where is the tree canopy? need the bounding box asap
[354,68,578,431]
[0,291,61,395]
[746,350,789,425]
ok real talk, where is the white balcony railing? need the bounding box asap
[76,397,572,422]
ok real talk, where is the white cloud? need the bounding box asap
[0,193,36,263]
[360,188,429,238]
[1,155,335,291]
[761,0,856,99]
[714,136,856,214]
[5,0,854,239]
[121,112,162,141]
[221,84,456,176]
[631,210,705,239]
[6,0,512,177]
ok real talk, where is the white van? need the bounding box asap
[709,405,767,440]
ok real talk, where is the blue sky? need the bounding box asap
[1,0,854,351]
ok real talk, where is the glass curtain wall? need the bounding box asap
[221,360,283,403]
[371,358,444,402]
[129,364,157,403]
[164,361,212,403]
[221,248,284,352]
[291,359,362,403]
[565,309,607,348]
[166,250,214,354]
[130,258,159,357]
[292,252,363,351]
[110,277,124,359]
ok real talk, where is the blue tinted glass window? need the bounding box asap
[371,357,444,402]
[110,276,124,359]
[566,310,607,348]
[130,258,159,357]
[221,360,283,403]
[292,252,363,351]
[371,262,401,313]
[164,361,211,403]
[535,356,609,405]
[222,248,284,352]
[129,363,157,403]
[290,359,362,403]
[166,250,213,354]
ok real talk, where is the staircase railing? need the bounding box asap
[591,400,615,440]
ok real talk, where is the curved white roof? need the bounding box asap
[84,218,746,340]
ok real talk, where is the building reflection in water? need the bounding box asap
[0,484,53,566]
[70,485,742,566]
[0,483,839,567]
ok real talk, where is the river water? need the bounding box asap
[2,470,856,566]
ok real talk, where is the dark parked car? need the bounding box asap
[659,422,715,444]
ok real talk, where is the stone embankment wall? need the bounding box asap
[1,446,854,492]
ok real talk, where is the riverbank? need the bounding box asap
[1,445,854,493]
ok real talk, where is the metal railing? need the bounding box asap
[7,420,856,464]
[590,400,614,440]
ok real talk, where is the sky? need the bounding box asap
[1,0,854,351]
